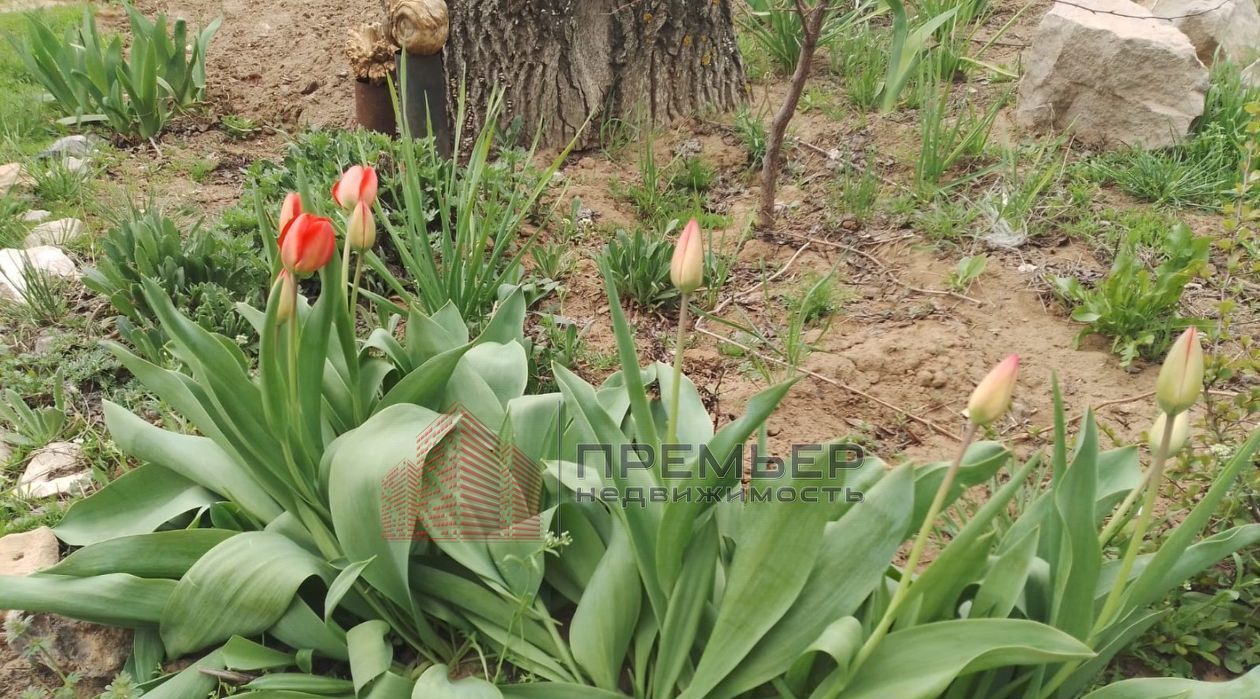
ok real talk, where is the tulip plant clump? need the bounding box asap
[0,161,1257,698]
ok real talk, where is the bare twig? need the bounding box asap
[772,229,985,305]
[1055,0,1229,20]
[694,326,963,442]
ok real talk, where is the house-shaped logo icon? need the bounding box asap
[380,405,543,542]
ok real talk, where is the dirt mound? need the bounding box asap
[135,0,364,128]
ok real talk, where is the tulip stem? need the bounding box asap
[350,255,364,330]
[288,283,300,411]
[1098,464,1155,548]
[340,236,353,306]
[666,292,691,446]
[850,422,978,676]
[1094,414,1174,635]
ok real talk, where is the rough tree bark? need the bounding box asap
[443,0,747,148]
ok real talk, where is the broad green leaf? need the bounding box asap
[246,674,355,693]
[103,370,282,524]
[1050,411,1101,640]
[655,379,796,592]
[1082,665,1260,699]
[411,565,557,653]
[841,619,1094,699]
[222,636,296,670]
[571,526,642,691]
[500,685,627,698]
[0,573,174,627]
[653,517,718,696]
[160,531,329,657]
[270,598,349,661]
[325,557,376,623]
[680,454,832,699]
[53,464,217,546]
[713,462,913,699]
[412,663,503,698]
[47,529,236,578]
[348,620,392,693]
[140,648,224,699]
[970,528,1039,619]
[325,404,446,610]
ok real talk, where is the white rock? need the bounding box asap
[0,440,11,463]
[63,156,89,175]
[1016,0,1209,150]
[1245,59,1260,88]
[38,134,95,159]
[16,442,91,499]
[1144,0,1260,64]
[0,246,77,303]
[0,162,32,198]
[21,210,51,223]
[24,218,85,247]
[0,527,59,576]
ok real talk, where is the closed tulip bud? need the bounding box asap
[1149,411,1190,458]
[1156,327,1204,416]
[274,270,296,324]
[332,165,379,210]
[347,201,376,250]
[278,192,302,236]
[966,355,1019,426]
[280,214,336,275]
[670,218,704,293]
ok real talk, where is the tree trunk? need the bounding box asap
[444,0,747,149]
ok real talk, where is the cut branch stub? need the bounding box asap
[391,0,450,56]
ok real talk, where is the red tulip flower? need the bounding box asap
[280,214,336,275]
[278,192,302,236]
[332,165,379,211]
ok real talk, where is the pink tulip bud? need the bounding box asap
[332,165,379,211]
[670,218,704,293]
[966,355,1019,426]
[278,192,302,236]
[1148,411,1189,458]
[347,201,376,251]
[1155,327,1204,416]
[274,270,296,324]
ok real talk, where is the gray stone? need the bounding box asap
[0,162,32,198]
[1143,0,1260,64]
[1016,0,1209,149]
[24,218,85,247]
[21,210,51,223]
[38,134,95,159]
[63,156,89,175]
[1245,59,1260,88]
[0,246,77,303]
[0,527,58,576]
[16,442,90,499]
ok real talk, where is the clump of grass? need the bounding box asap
[1054,224,1210,366]
[1087,61,1260,209]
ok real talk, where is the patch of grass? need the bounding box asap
[221,114,260,140]
[1087,60,1260,209]
[598,226,678,309]
[0,5,84,159]
[733,107,767,169]
[830,23,889,110]
[830,166,880,223]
